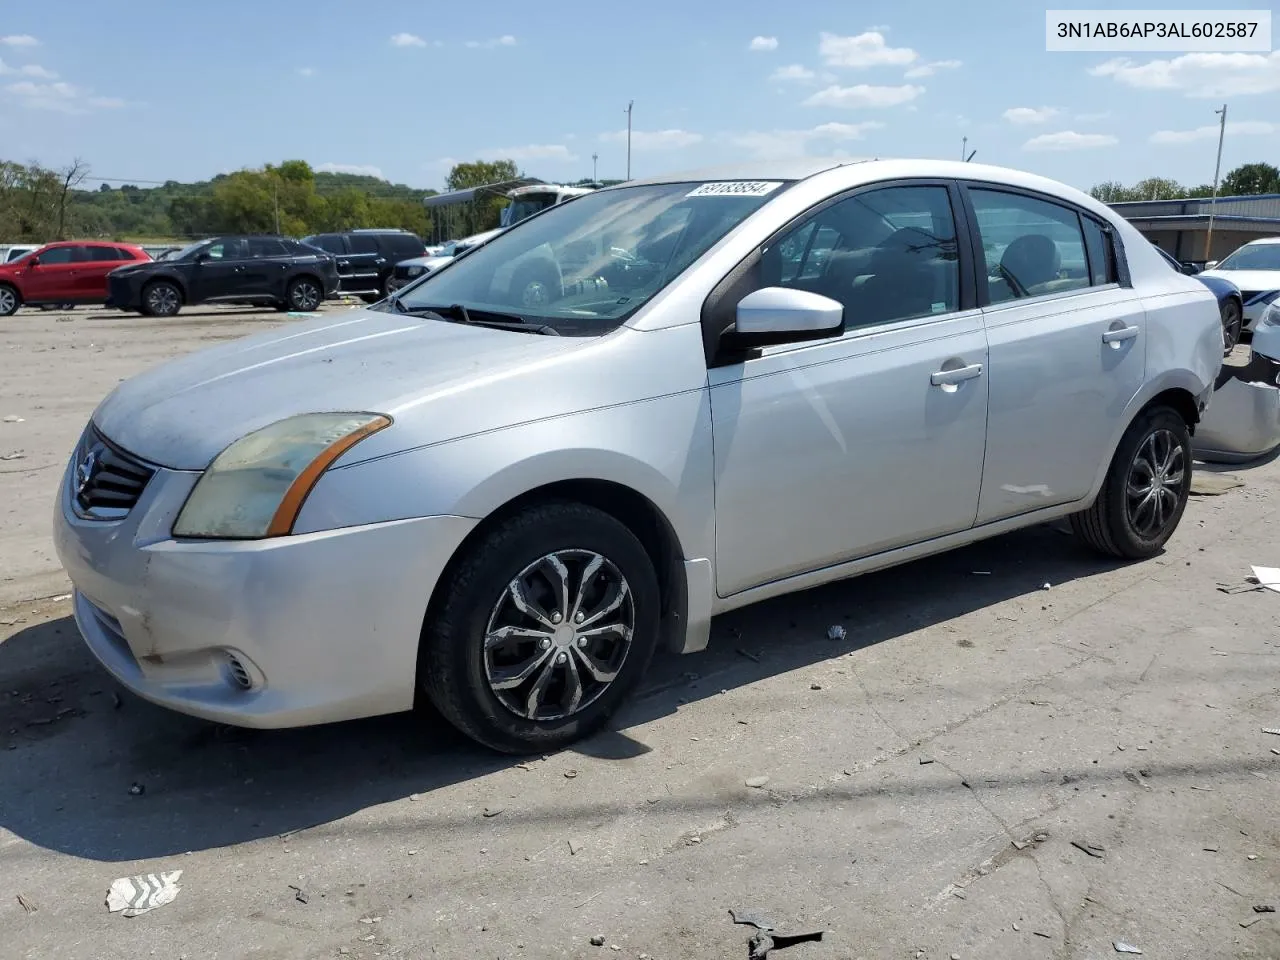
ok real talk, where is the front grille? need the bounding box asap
[72,429,154,520]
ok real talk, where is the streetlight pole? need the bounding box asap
[961,136,967,161]
[592,152,598,183]
[1205,103,1227,262]
[624,100,634,180]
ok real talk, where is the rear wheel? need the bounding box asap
[141,281,181,317]
[1070,405,1191,559]
[286,277,322,312]
[0,284,22,316]
[420,502,660,754]
[1220,298,1243,353]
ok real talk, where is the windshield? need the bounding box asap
[1215,244,1280,272]
[173,239,213,261]
[507,194,558,225]
[393,181,786,334]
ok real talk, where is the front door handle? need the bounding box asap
[1102,325,1140,344]
[930,362,983,386]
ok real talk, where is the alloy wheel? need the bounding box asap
[147,284,179,316]
[482,549,635,722]
[0,287,16,316]
[1221,300,1243,352]
[1124,427,1186,539]
[291,281,320,311]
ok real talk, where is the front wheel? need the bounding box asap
[0,284,20,317]
[141,281,181,317]
[1220,298,1243,353]
[286,277,322,312]
[419,503,661,754]
[1070,405,1191,559]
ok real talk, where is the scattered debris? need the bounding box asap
[1203,845,1219,853]
[568,839,582,856]
[1241,917,1263,929]
[0,452,25,461]
[919,758,935,765]
[288,884,309,905]
[1113,942,1142,954]
[737,648,762,663]
[747,930,824,959]
[1263,728,1280,737]
[1254,905,1276,913]
[730,909,775,932]
[17,893,36,915]
[745,776,770,789]
[809,683,822,691]
[826,625,847,641]
[1070,840,1105,859]
[1033,932,1051,939]
[482,806,504,818]
[129,783,144,796]
[1041,582,1052,590]
[358,915,382,924]
[564,769,578,779]
[106,871,183,917]
[2,416,24,423]
[1248,854,1258,861]
[590,935,606,946]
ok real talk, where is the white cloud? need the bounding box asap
[731,121,883,160]
[1003,106,1058,124]
[1089,51,1280,98]
[86,96,125,109]
[1149,120,1277,144]
[866,24,891,33]
[390,32,427,48]
[599,128,702,150]
[317,163,386,178]
[478,143,577,163]
[0,35,40,47]
[770,64,816,82]
[0,59,57,78]
[466,35,517,49]
[297,67,316,78]
[1023,130,1118,151]
[5,79,126,113]
[819,31,917,69]
[749,36,778,52]
[904,59,961,79]
[803,83,924,108]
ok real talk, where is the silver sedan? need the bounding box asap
[54,158,1223,753]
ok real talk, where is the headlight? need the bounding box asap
[1261,299,1280,327]
[173,413,391,539]
[407,265,424,277]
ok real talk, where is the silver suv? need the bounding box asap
[55,159,1222,753]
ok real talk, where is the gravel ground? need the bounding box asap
[1,306,1278,959]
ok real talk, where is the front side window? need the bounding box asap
[204,238,247,260]
[393,181,787,335]
[36,246,75,264]
[764,185,960,329]
[84,245,122,262]
[968,189,1091,303]
[1215,243,1280,271]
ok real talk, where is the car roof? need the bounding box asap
[1240,237,1280,246]
[624,158,858,186]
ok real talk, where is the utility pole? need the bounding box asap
[961,136,967,161]
[1205,103,1227,262]
[625,100,634,180]
[592,152,598,183]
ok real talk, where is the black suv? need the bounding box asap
[106,236,341,317]
[300,229,427,302]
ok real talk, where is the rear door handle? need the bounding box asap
[1102,325,1140,344]
[930,362,983,386]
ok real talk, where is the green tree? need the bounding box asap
[1089,181,1135,202]
[1220,162,1280,196]
[445,159,519,191]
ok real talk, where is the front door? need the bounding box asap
[23,246,78,302]
[190,238,251,302]
[961,185,1148,523]
[709,183,990,597]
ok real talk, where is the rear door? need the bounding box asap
[344,234,385,294]
[79,245,129,301]
[246,237,291,297]
[961,183,1146,523]
[306,234,356,291]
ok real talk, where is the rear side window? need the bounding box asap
[248,237,288,258]
[967,188,1091,304]
[349,234,380,254]
[84,245,122,262]
[306,234,347,255]
[1082,217,1116,285]
[385,234,425,258]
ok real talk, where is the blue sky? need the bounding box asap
[1,0,1277,194]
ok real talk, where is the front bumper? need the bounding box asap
[53,438,477,728]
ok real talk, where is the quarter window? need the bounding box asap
[349,235,380,254]
[764,185,961,329]
[968,189,1092,303]
[1082,217,1116,286]
[248,237,288,258]
[84,245,122,262]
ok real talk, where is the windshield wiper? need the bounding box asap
[403,303,560,336]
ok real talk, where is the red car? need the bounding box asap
[0,241,151,316]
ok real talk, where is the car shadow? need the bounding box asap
[0,523,1123,862]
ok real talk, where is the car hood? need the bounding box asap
[1198,269,1280,296]
[92,308,601,471]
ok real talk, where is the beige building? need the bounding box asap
[1109,193,1280,265]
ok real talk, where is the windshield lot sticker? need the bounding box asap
[686,181,783,198]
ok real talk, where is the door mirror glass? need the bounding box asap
[26,256,39,267]
[1204,260,1218,269]
[726,286,844,349]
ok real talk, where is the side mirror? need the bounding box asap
[26,256,39,267]
[1204,260,1218,270]
[1181,263,1201,275]
[194,253,210,264]
[722,286,845,350]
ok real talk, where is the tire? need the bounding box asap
[420,502,661,754]
[0,284,21,317]
[141,281,182,317]
[286,276,322,312]
[1070,405,1191,559]
[1220,298,1243,353]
